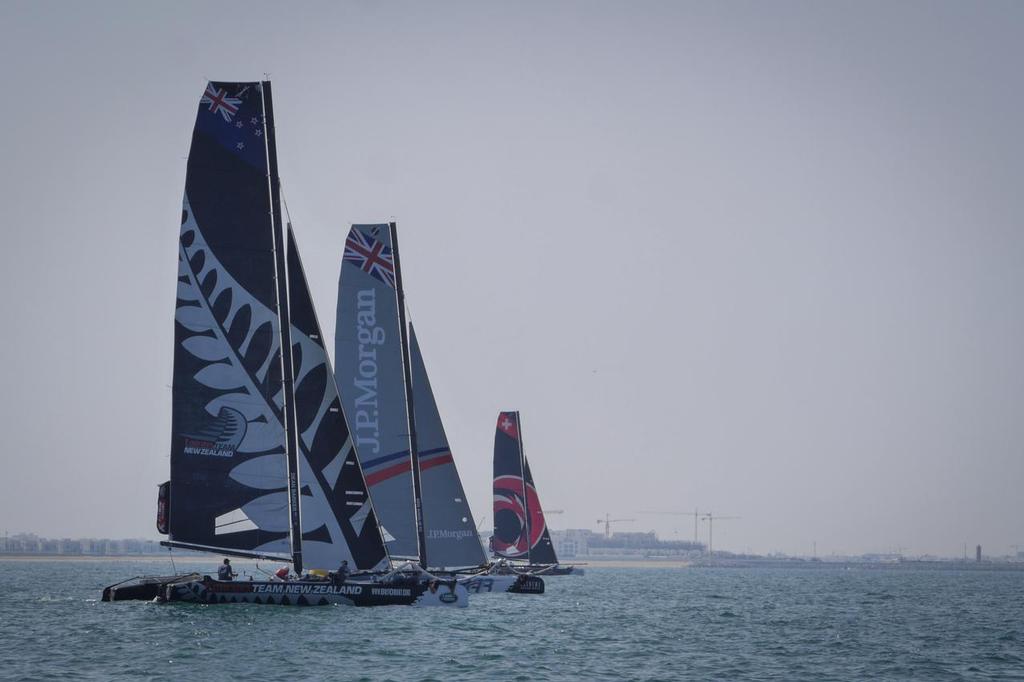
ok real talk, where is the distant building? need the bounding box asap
[552,529,592,558]
[57,539,82,555]
[0,534,163,556]
[548,529,703,559]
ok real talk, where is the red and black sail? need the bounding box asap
[492,411,558,564]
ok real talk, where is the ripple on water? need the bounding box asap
[0,560,1023,680]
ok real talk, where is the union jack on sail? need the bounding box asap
[201,84,242,122]
[344,229,396,288]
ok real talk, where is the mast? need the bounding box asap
[389,221,429,569]
[262,80,303,574]
[516,411,532,564]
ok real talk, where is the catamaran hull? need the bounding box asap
[102,574,201,602]
[530,564,584,576]
[457,573,545,595]
[169,578,467,607]
[104,576,467,607]
[487,563,584,577]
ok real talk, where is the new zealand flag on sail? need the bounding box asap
[194,83,268,170]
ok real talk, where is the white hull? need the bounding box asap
[457,574,520,594]
[457,572,545,594]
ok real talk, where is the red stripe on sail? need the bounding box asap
[420,453,454,472]
[364,453,453,486]
[365,460,410,486]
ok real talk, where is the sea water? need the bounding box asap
[0,559,1021,680]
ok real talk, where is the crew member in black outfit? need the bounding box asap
[217,558,235,581]
[333,560,350,585]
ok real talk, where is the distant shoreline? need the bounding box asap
[1,554,1021,571]
[0,554,219,562]
[0,555,691,567]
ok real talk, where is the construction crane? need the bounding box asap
[638,508,703,545]
[701,512,739,557]
[596,514,636,539]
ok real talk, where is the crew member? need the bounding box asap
[217,558,235,581]
[333,560,350,585]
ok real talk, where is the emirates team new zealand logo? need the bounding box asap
[182,406,248,458]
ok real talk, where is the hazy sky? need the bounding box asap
[2,1,1022,557]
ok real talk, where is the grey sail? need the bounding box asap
[409,325,487,570]
[334,225,419,560]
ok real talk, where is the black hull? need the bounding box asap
[103,582,160,602]
[528,564,584,576]
[103,575,467,607]
[488,563,584,577]
[507,575,545,593]
[102,573,202,602]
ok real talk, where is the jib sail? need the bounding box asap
[409,325,487,570]
[522,455,557,565]
[285,227,389,571]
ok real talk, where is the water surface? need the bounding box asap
[1,559,1021,680]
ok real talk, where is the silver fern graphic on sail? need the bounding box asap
[291,323,383,569]
[176,196,287,551]
[176,197,376,565]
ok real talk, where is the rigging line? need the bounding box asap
[262,80,303,574]
[280,182,294,226]
[255,562,278,579]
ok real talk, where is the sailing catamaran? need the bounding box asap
[102,81,466,607]
[492,411,584,576]
[335,224,544,594]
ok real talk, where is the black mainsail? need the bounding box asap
[169,81,291,562]
[165,81,387,572]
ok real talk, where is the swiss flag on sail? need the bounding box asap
[497,411,519,440]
